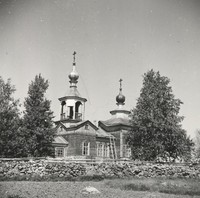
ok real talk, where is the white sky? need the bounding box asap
[0,0,200,138]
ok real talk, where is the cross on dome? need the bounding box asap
[119,78,123,91]
[73,51,76,65]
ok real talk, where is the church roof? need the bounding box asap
[56,120,98,132]
[100,117,132,126]
[55,120,114,138]
[99,117,132,132]
[68,120,98,131]
[67,87,81,97]
[96,127,114,138]
[52,136,68,146]
[58,87,87,102]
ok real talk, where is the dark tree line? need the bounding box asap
[0,74,55,158]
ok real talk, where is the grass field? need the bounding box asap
[1,178,200,198]
[106,178,200,196]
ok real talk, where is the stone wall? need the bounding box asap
[0,159,200,180]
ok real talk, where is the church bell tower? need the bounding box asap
[58,52,87,123]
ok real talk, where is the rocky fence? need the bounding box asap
[0,159,200,180]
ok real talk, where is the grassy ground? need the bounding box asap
[105,178,200,196]
[0,178,200,198]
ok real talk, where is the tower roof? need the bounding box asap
[99,79,131,132]
[61,51,87,101]
[110,79,130,115]
[58,51,88,108]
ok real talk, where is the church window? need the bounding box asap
[96,142,99,156]
[104,143,110,158]
[97,142,109,157]
[123,145,131,158]
[55,147,64,157]
[99,143,103,156]
[103,143,107,157]
[97,142,103,157]
[82,141,90,155]
[85,123,89,130]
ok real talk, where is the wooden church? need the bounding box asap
[53,52,132,160]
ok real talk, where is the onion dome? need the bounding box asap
[109,78,130,116]
[69,51,79,87]
[116,92,125,104]
[116,79,125,105]
[68,66,79,82]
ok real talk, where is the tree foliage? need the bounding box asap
[0,77,26,157]
[194,129,200,159]
[23,74,55,157]
[127,70,194,161]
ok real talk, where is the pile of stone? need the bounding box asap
[0,159,200,180]
[45,162,86,178]
[85,162,200,179]
[0,160,86,179]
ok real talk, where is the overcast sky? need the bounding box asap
[1,0,200,138]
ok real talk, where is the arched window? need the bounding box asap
[60,101,66,120]
[82,141,90,156]
[75,101,82,120]
[67,106,73,119]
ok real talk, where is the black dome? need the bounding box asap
[116,93,125,104]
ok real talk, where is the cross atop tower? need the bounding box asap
[119,78,123,91]
[73,51,76,65]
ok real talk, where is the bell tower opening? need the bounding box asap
[67,106,73,119]
[60,101,66,120]
[75,101,82,120]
